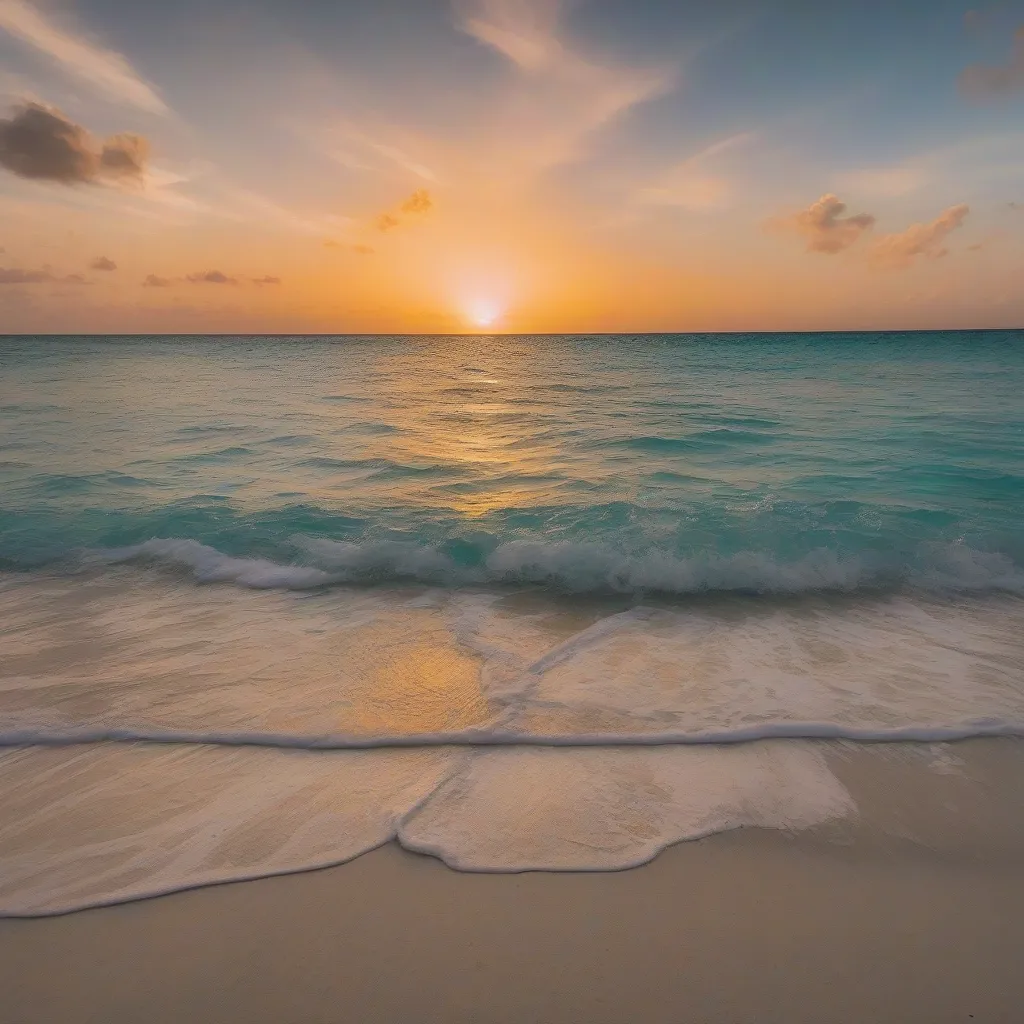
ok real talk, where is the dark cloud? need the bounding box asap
[400,188,433,215]
[960,25,1024,97]
[776,194,875,254]
[873,205,970,267]
[99,133,149,180]
[251,275,281,285]
[185,270,238,285]
[90,256,117,271]
[0,267,53,284]
[142,273,171,287]
[0,266,86,284]
[0,102,150,184]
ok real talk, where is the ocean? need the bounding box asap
[1,330,1022,915]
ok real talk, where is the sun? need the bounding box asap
[463,298,503,330]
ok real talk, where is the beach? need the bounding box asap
[2,332,1023,1020]
[3,813,1024,1024]
[3,737,1024,1022]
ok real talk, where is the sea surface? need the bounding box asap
[1,331,1023,914]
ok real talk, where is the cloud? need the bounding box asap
[324,127,439,183]
[0,265,85,283]
[456,0,564,72]
[400,188,433,214]
[143,271,278,287]
[373,189,434,233]
[635,132,755,212]
[353,244,375,255]
[90,256,117,271]
[0,266,51,283]
[223,188,352,237]
[960,25,1024,97]
[872,204,970,267]
[185,270,238,285]
[0,0,168,114]
[100,133,150,179]
[0,102,149,184]
[774,194,876,254]
[455,0,675,173]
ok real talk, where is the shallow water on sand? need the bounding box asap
[1,332,1022,913]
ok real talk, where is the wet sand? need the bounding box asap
[2,821,1023,1024]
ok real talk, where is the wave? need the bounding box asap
[4,719,1024,751]
[94,535,1024,596]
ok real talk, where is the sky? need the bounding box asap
[1,0,1023,334]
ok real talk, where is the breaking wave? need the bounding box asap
[95,535,1024,597]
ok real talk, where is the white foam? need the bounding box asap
[522,597,1024,734]
[100,538,334,589]
[0,740,853,915]
[3,720,1024,750]
[399,743,855,871]
[95,535,1024,596]
[0,745,458,917]
[3,574,1023,746]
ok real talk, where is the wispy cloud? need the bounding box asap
[142,274,170,287]
[872,204,970,267]
[456,0,675,174]
[771,194,876,254]
[960,25,1024,97]
[634,132,755,212]
[223,187,353,236]
[90,256,116,271]
[324,126,439,183]
[0,0,168,114]
[456,0,565,72]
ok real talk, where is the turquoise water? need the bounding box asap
[2,331,1023,591]
[2,331,1024,914]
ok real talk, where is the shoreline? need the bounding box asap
[2,830,1023,1024]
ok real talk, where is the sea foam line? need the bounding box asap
[3,720,1024,750]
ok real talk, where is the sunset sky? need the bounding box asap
[1,0,1023,334]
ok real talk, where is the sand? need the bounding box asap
[2,822,1023,1024]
